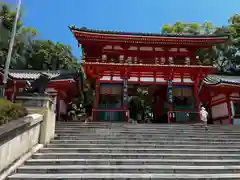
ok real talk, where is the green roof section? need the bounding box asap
[69,25,229,39]
[0,69,81,81]
[203,75,240,86]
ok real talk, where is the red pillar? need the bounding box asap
[11,81,16,101]
[93,78,100,121]
[189,48,197,65]
[56,92,61,121]
[155,89,164,122]
[227,94,232,125]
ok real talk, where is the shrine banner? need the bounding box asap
[167,80,173,104]
[123,79,128,105]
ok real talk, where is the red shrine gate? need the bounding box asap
[70,26,229,123]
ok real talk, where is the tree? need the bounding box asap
[161,21,214,35]
[0,1,22,65]
[160,19,240,73]
[161,21,217,65]
[0,1,80,71]
[10,27,39,69]
[21,40,79,70]
[215,14,240,73]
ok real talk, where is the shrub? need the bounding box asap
[0,99,28,125]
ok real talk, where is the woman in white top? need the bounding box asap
[200,106,208,130]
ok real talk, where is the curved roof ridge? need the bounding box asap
[69,25,229,38]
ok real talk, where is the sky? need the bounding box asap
[4,0,240,59]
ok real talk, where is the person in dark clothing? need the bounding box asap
[85,103,92,116]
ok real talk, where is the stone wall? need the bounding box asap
[0,114,43,174]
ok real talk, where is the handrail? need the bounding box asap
[168,110,200,124]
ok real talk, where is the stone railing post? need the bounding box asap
[15,95,56,145]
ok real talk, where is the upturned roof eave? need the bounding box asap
[69,26,230,40]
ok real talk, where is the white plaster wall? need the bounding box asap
[100,76,111,81]
[233,118,240,125]
[0,117,42,173]
[211,102,228,119]
[112,76,122,81]
[156,78,166,82]
[172,78,181,83]
[100,76,194,83]
[231,92,240,97]
[183,78,193,83]
[140,77,154,82]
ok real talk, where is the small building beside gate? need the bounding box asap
[0,69,83,120]
[200,75,240,125]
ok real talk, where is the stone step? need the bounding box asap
[39,147,240,154]
[8,173,240,179]
[8,122,240,180]
[55,125,238,130]
[25,158,240,166]
[55,124,237,128]
[55,135,240,141]
[16,165,240,174]
[55,124,240,129]
[55,122,235,127]
[51,139,240,145]
[56,134,240,139]
[32,152,240,159]
[55,130,240,135]
[47,143,240,149]
[55,126,239,130]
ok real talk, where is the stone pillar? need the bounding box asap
[15,95,56,145]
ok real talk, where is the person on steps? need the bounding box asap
[200,106,208,130]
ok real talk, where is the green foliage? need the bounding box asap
[129,87,152,119]
[160,16,240,74]
[0,2,22,31]
[0,1,80,71]
[16,40,80,70]
[161,21,214,35]
[0,99,28,125]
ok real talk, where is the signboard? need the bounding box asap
[172,86,193,97]
[123,79,128,105]
[168,80,173,104]
[100,84,121,95]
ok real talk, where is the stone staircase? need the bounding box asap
[7,122,240,179]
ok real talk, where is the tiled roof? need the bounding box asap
[69,26,229,38]
[3,70,76,80]
[203,75,240,86]
[8,71,59,80]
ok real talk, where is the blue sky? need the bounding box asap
[5,0,240,59]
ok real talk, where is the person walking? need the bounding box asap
[200,106,208,130]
